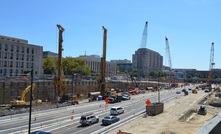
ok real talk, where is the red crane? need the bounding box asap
[207,42,215,89]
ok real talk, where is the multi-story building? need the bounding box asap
[79,55,116,77]
[111,59,132,73]
[43,51,58,58]
[0,35,43,76]
[132,48,163,77]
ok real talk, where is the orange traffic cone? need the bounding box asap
[70,116,74,120]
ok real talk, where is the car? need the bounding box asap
[31,131,52,134]
[80,113,99,126]
[110,106,124,115]
[176,90,181,94]
[122,94,131,100]
[102,115,120,125]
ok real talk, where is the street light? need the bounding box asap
[158,72,160,103]
[28,69,33,134]
[72,74,77,105]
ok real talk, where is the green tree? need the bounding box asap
[62,57,91,76]
[42,57,57,74]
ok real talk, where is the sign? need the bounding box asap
[104,97,109,104]
[146,99,151,106]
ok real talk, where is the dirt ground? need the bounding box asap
[108,90,221,134]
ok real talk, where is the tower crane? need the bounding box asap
[165,36,174,87]
[207,42,215,90]
[54,24,67,102]
[140,21,148,48]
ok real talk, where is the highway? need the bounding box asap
[0,85,194,134]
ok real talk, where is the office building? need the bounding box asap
[0,35,43,76]
[132,48,163,77]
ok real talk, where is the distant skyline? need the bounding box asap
[1,0,220,70]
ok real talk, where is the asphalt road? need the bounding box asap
[0,85,194,134]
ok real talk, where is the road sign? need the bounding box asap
[146,99,151,106]
[104,97,109,104]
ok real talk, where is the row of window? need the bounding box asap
[0,69,26,76]
[0,44,34,54]
[0,60,33,68]
[0,52,34,61]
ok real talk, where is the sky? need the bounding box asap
[1,0,221,71]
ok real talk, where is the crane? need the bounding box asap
[165,36,174,87]
[100,26,107,98]
[207,42,215,90]
[140,21,148,48]
[54,24,67,102]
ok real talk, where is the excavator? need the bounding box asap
[10,83,36,107]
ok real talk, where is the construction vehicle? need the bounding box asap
[10,83,36,107]
[99,26,110,99]
[54,24,74,103]
[192,88,198,94]
[198,106,207,115]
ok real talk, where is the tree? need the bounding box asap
[62,57,91,76]
[42,57,57,74]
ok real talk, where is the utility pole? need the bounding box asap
[28,69,33,134]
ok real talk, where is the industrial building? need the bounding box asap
[132,48,163,77]
[0,35,43,76]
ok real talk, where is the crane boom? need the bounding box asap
[140,21,148,48]
[165,36,174,86]
[207,42,215,88]
[165,36,172,70]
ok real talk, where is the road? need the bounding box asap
[0,86,194,134]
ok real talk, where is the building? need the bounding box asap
[110,59,131,64]
[132,48,163,77]
[0,35,43,76]
[43,51,58,58]
[79,55,116,77]
[111,59,132,73]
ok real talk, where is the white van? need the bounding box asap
[110,106,124,115]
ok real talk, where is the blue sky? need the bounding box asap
[1,0,220,70]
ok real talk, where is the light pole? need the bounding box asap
[74,74,77,98]
[28,69,33,134]
[158,72,160,103]
[71,74,74,105]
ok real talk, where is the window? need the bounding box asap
[22,47,24,53]
[11,45,14,52]
[16,46,19,52]
[27,48,29,53]
[10,61,13,67]
[31,48,34,54]
[10,53,13,59]
[4,53,7,59]
[4,61,7,67]
[16,54,19,60]
[5,44,8,51]
[0,44,1,50]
